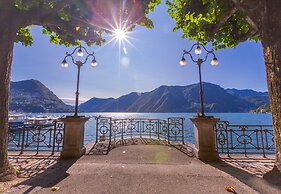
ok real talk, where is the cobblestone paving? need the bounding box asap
[0,153,59,193]
[220,154,275,177]
[9,154,60,178]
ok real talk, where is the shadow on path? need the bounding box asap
[87,138,194,157]
[9,154,59,178]
[208,157,281,194]
[263,165,281,185]
[9,155,77,194]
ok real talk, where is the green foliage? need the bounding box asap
[253,104,270,113]
[143,0,162,28]
[15,0,37,11]
[148,0,162,11]
[166,0,259,49]
[15,28,33,46]
[42,27,80,47]
[12,0,159,47]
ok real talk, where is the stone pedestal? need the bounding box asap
[60,116,89,158]
[190,116,220,161]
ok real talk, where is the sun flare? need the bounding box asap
[113,28,128,41]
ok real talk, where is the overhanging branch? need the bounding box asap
[235,29,258,42]
[231,0,260,31]
[208,7,238,36]
[19,6,103,44]
[52,0,74,13]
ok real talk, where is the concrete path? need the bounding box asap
[7,144,265,194]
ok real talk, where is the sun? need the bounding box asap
[113,28,128,41]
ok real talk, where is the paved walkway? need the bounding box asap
[4,144,280,194]
[220,154,275,178]
[0,154,60,193]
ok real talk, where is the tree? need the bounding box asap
[0,0,160,181]
[167,0,281,172]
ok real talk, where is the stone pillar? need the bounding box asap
[60,116,89,158]
[190,116,220,161]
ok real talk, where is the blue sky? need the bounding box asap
[12,3,267,102]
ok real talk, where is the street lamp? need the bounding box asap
[180,42,218,117]
[61,45,97,116]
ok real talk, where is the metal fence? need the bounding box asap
[95,116,185,146]
[215,121,275,157]
[8,121,64,154]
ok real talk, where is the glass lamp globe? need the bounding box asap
[61,60,68,68]
[91,59,97,68]
[77,48,83,57]
[195,46,202,55]
[180,58,187,67]
[211,57,219,66]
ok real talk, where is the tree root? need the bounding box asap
[0,164,16,182]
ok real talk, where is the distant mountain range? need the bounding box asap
[10,79,73,113]
[79,82,269,113]
[9,80,269,113]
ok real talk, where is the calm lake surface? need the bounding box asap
[68,112,272,144]
[14,112,273,151]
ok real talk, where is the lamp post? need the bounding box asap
[180,42,219,117]
[61,45,97,117]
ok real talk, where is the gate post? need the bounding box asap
[190,116,220,161]
[60,116,89,158]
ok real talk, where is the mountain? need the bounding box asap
[80,82,269,113]
[10,79,73,113]
[226,88,269,107]
[225,88,268,98]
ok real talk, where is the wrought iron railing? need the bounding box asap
[8,121,64,154]
[95,116,185,146]
[215,121,275,157]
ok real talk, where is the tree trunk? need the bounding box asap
[263,46,281,169]
[0,26,17,181]
[261,1,281,172]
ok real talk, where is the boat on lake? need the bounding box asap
[8,114,28,125]
[8,114,60,130]
[27,115,60,125]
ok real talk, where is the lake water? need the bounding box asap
[77,112,273,144]
[10,112,273,153]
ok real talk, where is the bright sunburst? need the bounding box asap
[87,4,140,55]
[110,26,133,55]
[113,28,128,41]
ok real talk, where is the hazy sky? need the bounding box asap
[12,3,267,102]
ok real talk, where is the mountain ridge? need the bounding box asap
[79,82,269,113]
[10,79,73,113]
[9,80,269,113]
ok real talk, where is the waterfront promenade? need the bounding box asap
[2,143,280,194]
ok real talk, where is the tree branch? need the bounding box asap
[235,29,258,42]
[17,5,103,44]
[0,0,16,10]
[52,0,73,13]
[208,7,238,36]
[231,0,261,31]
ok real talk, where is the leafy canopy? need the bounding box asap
[14,0,259,50]
[166,0,259,49]
[13,0,161,47]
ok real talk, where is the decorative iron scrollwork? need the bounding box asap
[94,117,185,147]
[215,121,275,157]
[8,121,64,154]
[237,134,252,144]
